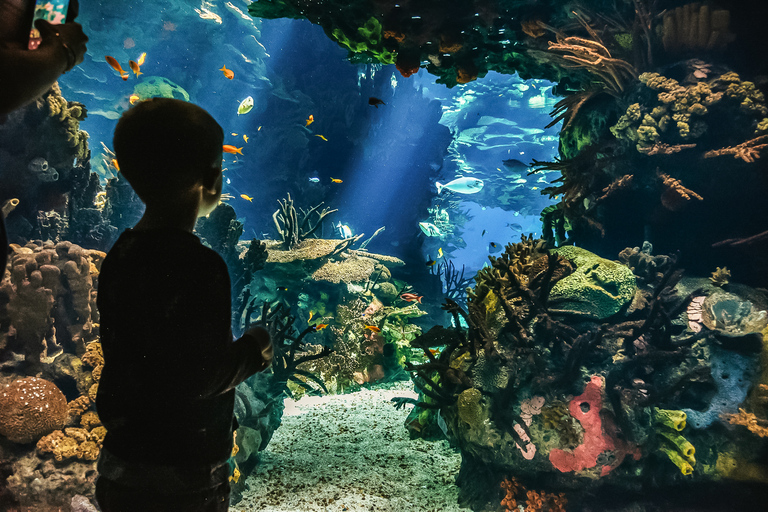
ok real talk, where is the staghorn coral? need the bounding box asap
[0,377,68,444]
[656,171,703,211]
[272,193,337,250]
[703,134,768,163]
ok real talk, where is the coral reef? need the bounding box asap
[402,239,768,508]
[1,241,103,371]
[0,377,68,444]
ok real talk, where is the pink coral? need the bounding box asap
[549,375,640,476]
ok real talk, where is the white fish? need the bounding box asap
[435,177,484,194]
[308,177,320,183]
[336,222,353,238]
[237,96,254,115]
[418,222,442,237]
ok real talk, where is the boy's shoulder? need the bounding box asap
[106,228,226,272]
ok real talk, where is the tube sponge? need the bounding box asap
[654,408,687,431]
[660,440,695,475]
[659,430,696,462]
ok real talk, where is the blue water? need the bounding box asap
[59,0,560,281]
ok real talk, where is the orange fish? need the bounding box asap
[111,159,120,171]
[129,60,142,77]
[428,348,441,357]
[129,93,140,105]
[315,134,328,141]
[330,178,342,183]
[105,56,129,80]
[313,323,328,331]
[220,65,234,79]
[400,293,423,303]
[240,194,253,202]
[364,325,381,333]
[305,114,314,127]
[137,52,147,66]
[223,145,243,155]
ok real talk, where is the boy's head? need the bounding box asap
[114,98,224,205]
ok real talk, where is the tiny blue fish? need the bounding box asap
[309,177,320,183]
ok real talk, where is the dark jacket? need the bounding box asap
[95,228,267,487]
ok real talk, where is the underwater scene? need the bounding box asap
[2,0,768,510]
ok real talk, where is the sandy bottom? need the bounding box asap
[235,383,472,512]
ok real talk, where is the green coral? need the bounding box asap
[548,246,636,319]
[331,17,396,65]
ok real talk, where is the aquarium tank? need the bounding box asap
[2,0,768,510]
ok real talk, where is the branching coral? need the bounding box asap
[722,408,768,438]
[656,171,702,212]
[546,35,637,96]
[272,193,338,249]
[703,134,768,163]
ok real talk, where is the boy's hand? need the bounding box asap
[35,19,88,69]
[244,326,273,367]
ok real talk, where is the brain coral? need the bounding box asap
[0,377,68,444]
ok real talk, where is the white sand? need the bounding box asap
[236,383,472,512]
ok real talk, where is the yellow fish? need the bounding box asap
[315,134,328,141]
[111,159,120,171]
[229,468,240,483]
[223,145,243,155]
[137,52,147,66]
[438,247,443,258]
[129,60,142,77]
[258,126,262,131]
[243,134,249,143]
[306,114,314,126]
[129,93,140,105]
[330,178,342,183]
[240,194,253,202]
[307,311,314,324]
[231,133,238,136]
[532,186,539,190]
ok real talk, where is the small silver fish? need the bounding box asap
[309,177,320,183]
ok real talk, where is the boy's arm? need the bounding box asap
[175,255,271,399]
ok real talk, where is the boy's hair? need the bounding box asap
[113,98,224,203]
